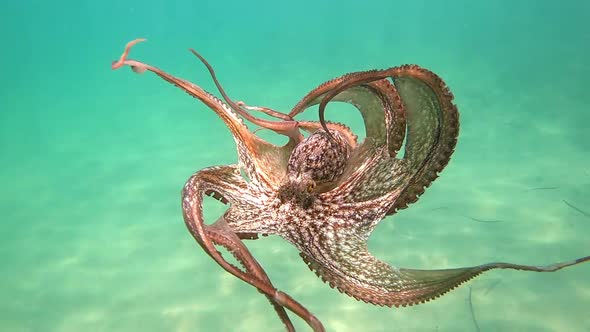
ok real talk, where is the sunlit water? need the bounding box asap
[1,1,589,331]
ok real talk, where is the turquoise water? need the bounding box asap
[1,1,589,331]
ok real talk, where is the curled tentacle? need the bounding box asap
[387,66,458,214]
[316,70,383,140]
[291,77,406,156]
[306,65,458,213]
[182,165,325,332]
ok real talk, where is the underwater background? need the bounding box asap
[1,0,589,331]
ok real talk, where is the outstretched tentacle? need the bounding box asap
[294,221,590,307]
[235,100,294,121]
[188,49,301,140]
[111,39,298,189]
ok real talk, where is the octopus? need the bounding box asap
[112,39,589,332]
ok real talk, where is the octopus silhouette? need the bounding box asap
[112,39,589,332]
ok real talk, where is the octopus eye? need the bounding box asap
[307,182,316,193]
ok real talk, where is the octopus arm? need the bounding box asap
[182,165,324,332]
[111,42,294,189]
[291,77,406,156]
[298,66,458,214]
[299,226,590,307]
[297,120,359,148]
[387,66,459,214]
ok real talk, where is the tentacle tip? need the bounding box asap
[111,37,147,71]
[131,65,147,74]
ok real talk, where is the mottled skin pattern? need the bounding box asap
[278,130,350,209]
[112,39,589,332]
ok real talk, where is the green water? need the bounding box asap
[1,1,589,331]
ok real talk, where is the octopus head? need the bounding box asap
[278,130,351,208]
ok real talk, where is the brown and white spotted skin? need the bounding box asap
[278,130,351,209]
[112,39,590,332]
